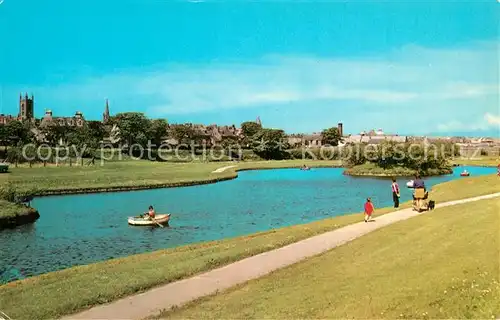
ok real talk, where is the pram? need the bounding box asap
[413,188,429,212]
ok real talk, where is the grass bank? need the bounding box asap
[1,174,499,320]
[161,197,500,319]
[0,159,341,195]
[452,156,499,167]
[0,200,39,229]
[344,162,453,177]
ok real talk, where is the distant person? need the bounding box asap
[413,174,426,191]
[391,178,400,208]
[497,164,500,176]
[364,198,374,222]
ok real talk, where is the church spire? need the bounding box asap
[103,98,110,123]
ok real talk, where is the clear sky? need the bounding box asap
[0,0,498,137]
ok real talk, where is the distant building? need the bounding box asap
[0,93,35,124]
[0,92,91,128]
[343,130,407,145]
[163,123,243,146]
[286,132,324,147]
[337,122,343,137]
[286,123,345,147]
[103,99,110,124]
[256,116,262,126]
[19,93,34,120]
[39,109,86,128]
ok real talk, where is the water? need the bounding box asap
[0,165,495,284]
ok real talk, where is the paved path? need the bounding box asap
[63,192,500,320]
[211,165,237,173]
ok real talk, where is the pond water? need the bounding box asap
[0,165,496,284]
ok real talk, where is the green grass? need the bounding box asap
[161,197,500,319]
[1,174,498,320]
[0,200,33,218]
[0,159,341,194]
[452,156,500,167]
[344,162,452,177]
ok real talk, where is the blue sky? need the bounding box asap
[0,0,498,137]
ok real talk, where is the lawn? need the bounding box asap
[0,200,34,218]
[452,156,499,167]
[0,174,498,320]
[0,159,341,194]
[161,197,500,319]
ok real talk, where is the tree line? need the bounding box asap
[0,112,345,163]
[342,140,460,171]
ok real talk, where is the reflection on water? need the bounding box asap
[0,165,495,283]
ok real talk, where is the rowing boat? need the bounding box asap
[128,214,171,226]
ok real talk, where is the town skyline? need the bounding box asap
[0,1,498,137]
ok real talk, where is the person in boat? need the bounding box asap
[143,205,155,220]
[301,164,310,170]
[462,169,469,175]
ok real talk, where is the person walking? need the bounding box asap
[391,178,400,208]
[364,198,374,222]
[412,174,426,212]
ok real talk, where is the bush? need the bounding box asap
[0,183,37,204]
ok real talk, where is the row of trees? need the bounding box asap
[0,112,345,162]
[342,140,459,171]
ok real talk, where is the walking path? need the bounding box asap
[211,165,237,173]
[63,192,500,320]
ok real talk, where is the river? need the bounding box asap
[0,165,495,284]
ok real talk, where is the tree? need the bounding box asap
[6,141,24,167]
[3,120,34,146]
[241,121,262,138]
[241,121,262,148]
[168,124,199,149]
[40,123,70,146]
[112,112,150,147]
[252,128,289,160]
[147,119,168,146]
[87,121,106,143]
[0,125,7,147]
[321,127,342,146]
[342,143,367,167]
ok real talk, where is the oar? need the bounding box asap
[144,212,164,228]
[152,217,164,228]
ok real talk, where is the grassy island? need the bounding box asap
[0,200,39,229]
[344,162,453,177]
[341,141,457,177]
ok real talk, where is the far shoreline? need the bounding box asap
[0,160,495,229]
[22,163,345,198]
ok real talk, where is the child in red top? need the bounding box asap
[364,198,374,222]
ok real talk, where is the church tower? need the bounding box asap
[19,93,34,120]
[103,98,110,124]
